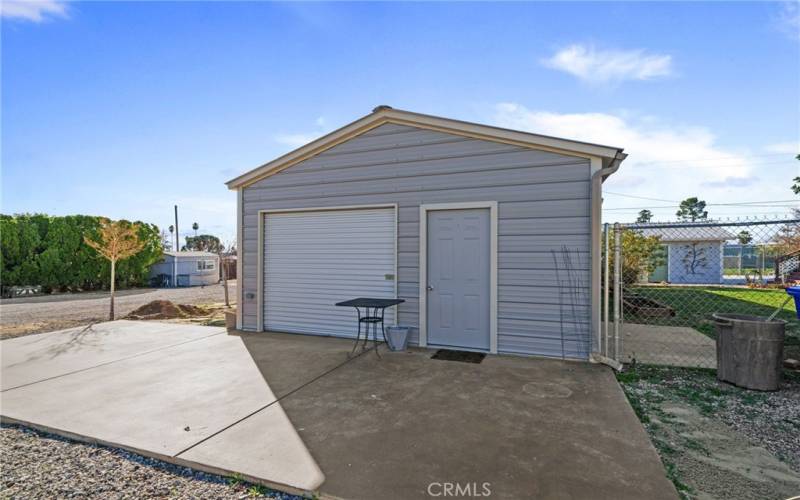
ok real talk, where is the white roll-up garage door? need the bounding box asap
[264,207,397,337]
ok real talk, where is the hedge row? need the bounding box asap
[0,214,163,292]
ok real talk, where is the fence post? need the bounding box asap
[613,223,622,361]
[603,223,610,356]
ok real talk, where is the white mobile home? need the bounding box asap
[226,107,626,359]
[149,251,219,287]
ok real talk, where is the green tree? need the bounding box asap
[773,208,800,257]
[36,215,100,291]
[676,197,708,222]
[1,214,46,286]
[1,216,22,284]
[636,209,653,223]
[114,222,162,289]
[184,234,223,253]
[609,229,665,284]
[792,176,799,195]
[1,214,162,292]
[737,230,752,245]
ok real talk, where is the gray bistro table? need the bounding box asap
[335,297,405,358]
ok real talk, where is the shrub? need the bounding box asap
[0,213,162,292]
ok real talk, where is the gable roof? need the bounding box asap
[226,106,627,189]
[163,251,218,258]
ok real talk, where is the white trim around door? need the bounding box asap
[256,204,399,332]
[419,201,498,354]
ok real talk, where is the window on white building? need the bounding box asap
[197,259,216,271]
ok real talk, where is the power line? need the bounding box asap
[602,194,800,209]
[604,210,798,216]
[604,203,800,211]
[627,159,797,169]
[717,200,800,205]
[632,152,797,165]
[604,192,678,203]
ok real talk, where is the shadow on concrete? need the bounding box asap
[235,331,679,500]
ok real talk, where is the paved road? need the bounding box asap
[0,282,236,338]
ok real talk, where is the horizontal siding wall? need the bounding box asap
[240,123,592,359]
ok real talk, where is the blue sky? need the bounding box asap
[2,1,798,243]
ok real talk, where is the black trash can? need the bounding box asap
[712,313,785,391]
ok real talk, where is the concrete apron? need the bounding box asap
[0,321,332,495]
[274,347,679,500]
[2,322,678,499]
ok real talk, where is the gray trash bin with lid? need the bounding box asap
[712,313,785,391]
[385,326,410,351]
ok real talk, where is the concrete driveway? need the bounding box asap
[622,323,716,369]
[1,321,677,499]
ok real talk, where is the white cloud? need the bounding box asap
[764,141,799,154]
[701,176,759,189]
[1,0,68,22]
[775,2,800,41]
[493,102,798,220]
[273,116,329,149]
[273,133,321,149]
[542,44,673,84]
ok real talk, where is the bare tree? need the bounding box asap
[84,219,146,320]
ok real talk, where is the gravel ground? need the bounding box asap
[617,366,800,499]
[0,282,236,339]
[0,425,304,499]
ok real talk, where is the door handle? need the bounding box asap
[426,285,434,291]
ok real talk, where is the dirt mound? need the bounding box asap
[126,300,209,320]
[177,304,207,316]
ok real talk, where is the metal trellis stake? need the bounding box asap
[613,223,622,361]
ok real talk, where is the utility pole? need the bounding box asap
[174,205,179,252]
[173,205,179,287]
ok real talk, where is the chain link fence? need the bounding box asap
[601,217,800,369]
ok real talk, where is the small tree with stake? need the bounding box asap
[84,219,146,320]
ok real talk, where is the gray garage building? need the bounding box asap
[226,107,625,359]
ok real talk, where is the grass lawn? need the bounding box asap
[626,286,799,351]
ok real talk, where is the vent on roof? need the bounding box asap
[372,105,393,113]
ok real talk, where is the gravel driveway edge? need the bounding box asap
[1,422,307,499]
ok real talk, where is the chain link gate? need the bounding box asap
[601,217,800,368]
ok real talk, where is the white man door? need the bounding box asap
[426,209,491,350]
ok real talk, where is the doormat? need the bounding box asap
[431,349,486,364]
